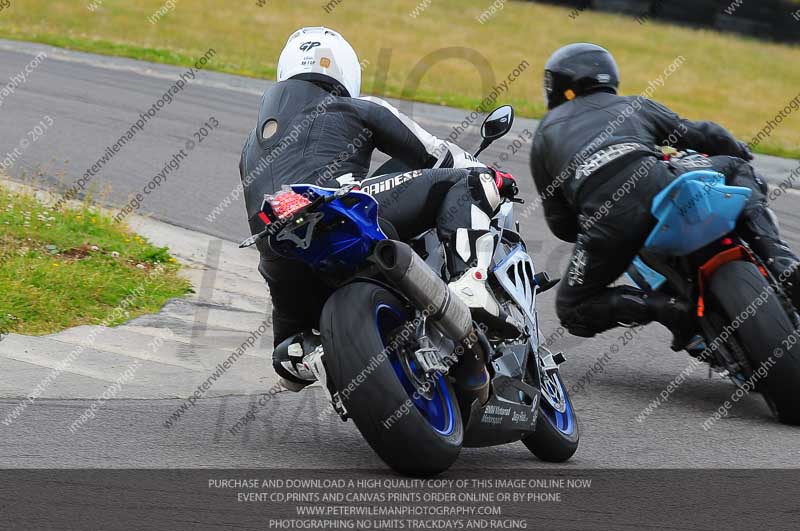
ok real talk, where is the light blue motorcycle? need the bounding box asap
[628,166,800,424]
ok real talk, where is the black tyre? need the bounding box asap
[709,261,800,424]
[320,282,463,476]
[522,367,580,462]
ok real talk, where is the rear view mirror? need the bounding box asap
[481,105,514,141]
[475,105,515,157]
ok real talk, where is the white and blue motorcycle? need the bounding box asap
[242,106,578,475]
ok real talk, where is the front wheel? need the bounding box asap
[709,260,800,424]
[320,282,463,476]
[522,360,579,462]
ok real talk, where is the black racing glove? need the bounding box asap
[491,168,519,200]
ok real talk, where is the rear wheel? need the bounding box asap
[320,282,463,476]
[709,261,800,424]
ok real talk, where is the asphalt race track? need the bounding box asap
[1,40,799,470]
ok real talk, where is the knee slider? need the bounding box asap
[467,169,501,212]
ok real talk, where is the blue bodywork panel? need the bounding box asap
[627,256,667,291]
[629,170,751,290]
[644,170,751,256]
[269,184,387,272]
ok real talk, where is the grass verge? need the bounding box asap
[0,0,798,157]
[0,186,192,336]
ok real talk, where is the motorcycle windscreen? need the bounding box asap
[644,171,751,256]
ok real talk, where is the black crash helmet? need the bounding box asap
[543,43,620,110]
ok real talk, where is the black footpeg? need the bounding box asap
[534,272,560,294]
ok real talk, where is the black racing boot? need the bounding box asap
[649,295,697,352]
[742,206,800,308]
[272,331,321,392]
[610,287,696,352]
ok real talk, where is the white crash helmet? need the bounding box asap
[277,27,361,98]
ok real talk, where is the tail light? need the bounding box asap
[268,190,311,220]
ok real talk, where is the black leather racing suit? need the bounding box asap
[239,79,500,347]
[530,91,795,338]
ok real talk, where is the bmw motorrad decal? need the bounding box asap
[481,404,512,425]
[476,399,538,430]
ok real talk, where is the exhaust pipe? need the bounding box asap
[373,240,489,402]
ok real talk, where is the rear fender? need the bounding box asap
[269,184,387,272]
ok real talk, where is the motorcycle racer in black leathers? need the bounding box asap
[530,43,800,348]
[240,27,517,389]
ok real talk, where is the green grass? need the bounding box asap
[0,0,798,157]
[0,187,192,335]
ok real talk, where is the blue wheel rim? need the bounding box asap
[541,373,575,436]
[376,304,455,436]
